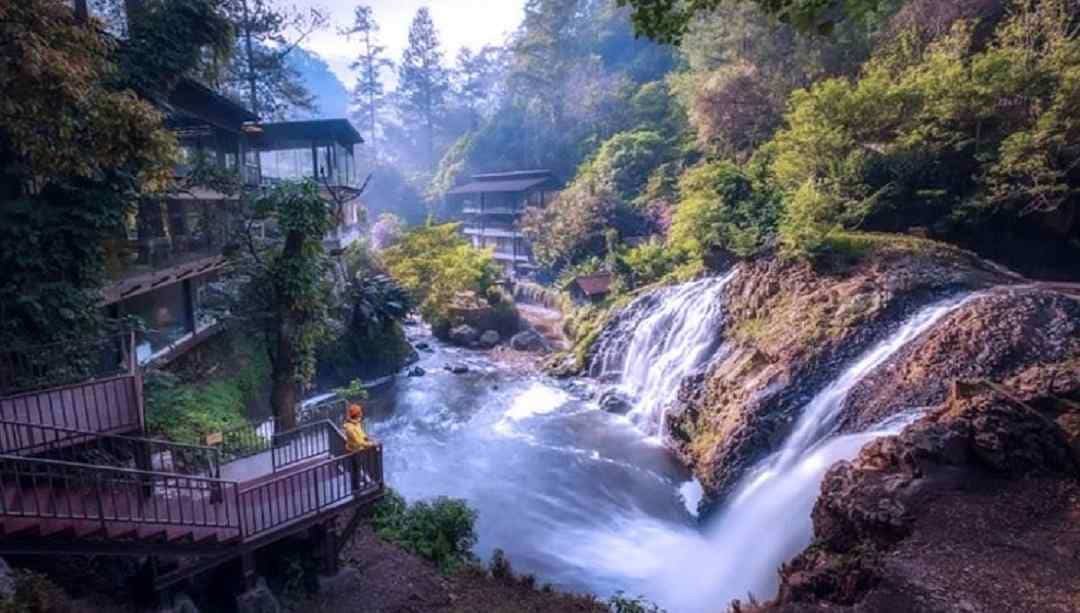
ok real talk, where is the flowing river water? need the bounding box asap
[358,282,973,611]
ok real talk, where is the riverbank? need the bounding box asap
[307,526,606,613]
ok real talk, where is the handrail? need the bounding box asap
[0,420,222,479]
[270,419,342,472]
[0,333,136,397]
[0,454,241,534]
[238,445,382,539]
[0,440,382,543]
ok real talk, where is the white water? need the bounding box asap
[568,294,972,611]
[594,273,736,435]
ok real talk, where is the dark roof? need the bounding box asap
[447,176,552,195]
[164,78,258,132]
[569,272,613,297]
[251,119,364,151]
[447,169,558,195]
[471,169,553,181]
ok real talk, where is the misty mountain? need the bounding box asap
[287,47,350,120]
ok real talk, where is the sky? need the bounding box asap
[299,1,527,88]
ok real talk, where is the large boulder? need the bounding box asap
[758,378,1080,612]
[448,324,479,347]
[479,330,501,348]
[510,329,550,353]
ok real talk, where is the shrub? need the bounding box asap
[143,338,268,445]
[608,592,666,613]
[669,160,782,260]
[382,223,502,330]
[0,570,68,613]
[769,2,1080,265]
[618,238,681,289]
[370,489,479,573]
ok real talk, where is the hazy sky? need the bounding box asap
[300,1,527,88]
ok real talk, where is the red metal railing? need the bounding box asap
[0,334,136,398]
[0,443,382,544]
[0,420,222,478]
[0,455,240,535]
[238,445,382,539]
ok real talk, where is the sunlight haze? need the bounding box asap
[300,0,526,87]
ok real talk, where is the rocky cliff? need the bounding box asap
[749,377,1080,612]
[662,235,1035,504]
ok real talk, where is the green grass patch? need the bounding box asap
[145,338,269,445]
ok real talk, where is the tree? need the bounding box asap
[397,8,450,170]
[231,181,335,428]
[615,0,889,43]
[219,0,326,118]
[452,46,505,129]
[344,5,393,160]
[0,0,230,349]
[381,224,501,334]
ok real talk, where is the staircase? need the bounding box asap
[0,336,385,592]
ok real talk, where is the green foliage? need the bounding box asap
[608,592,666,613]
[0,570,69,613]
[769,1,1080,262]
[144,362,260,446]
[594,130,673,203]
[382,223,501,331]
[669,160,783,260]
[616,0,888,44]
[0,0,226,348]
[398,7,451,169]
[370,489,479,573]
[333,379,369,404]
[524,130,671,272]
[346,272,414,338]
[618,238,682,289]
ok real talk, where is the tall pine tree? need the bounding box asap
[344,5,393,161]
[218,0,326,118]
[396,7,449,170]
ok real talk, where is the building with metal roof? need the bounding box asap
[446,170,560,277]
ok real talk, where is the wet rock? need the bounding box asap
[160,593,200,613]
[235,578,280,613]
[510,329,549,353]
[407,366,426,377]
[479,330,501,348]
[449,325,480,346]
[597,389,633,414]
[415,341,432,352]
[0,558,14,601]
[444,363,470,374]
[764,379,1080,612]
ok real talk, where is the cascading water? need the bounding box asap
[565,293,973,611]
[592,273,736,435]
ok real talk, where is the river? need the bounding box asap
[359,287,970,611]
[363,322,700,598]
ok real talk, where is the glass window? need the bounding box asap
[123,283,192,360]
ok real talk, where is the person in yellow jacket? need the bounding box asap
[343,403,374,452]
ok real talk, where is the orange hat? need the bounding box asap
[348,404,363,420]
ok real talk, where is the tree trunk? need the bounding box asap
[241,0,259,116]
[269,228,306,430]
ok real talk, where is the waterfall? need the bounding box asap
[592,273,736,435]
[566,293,973,611]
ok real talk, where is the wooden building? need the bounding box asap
[446,170,560,277]
[102,86,367,366]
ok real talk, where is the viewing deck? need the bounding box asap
[0,341,383,593]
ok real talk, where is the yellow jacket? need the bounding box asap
[343,419,371,452]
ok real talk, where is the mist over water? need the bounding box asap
[362,287,971,609]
